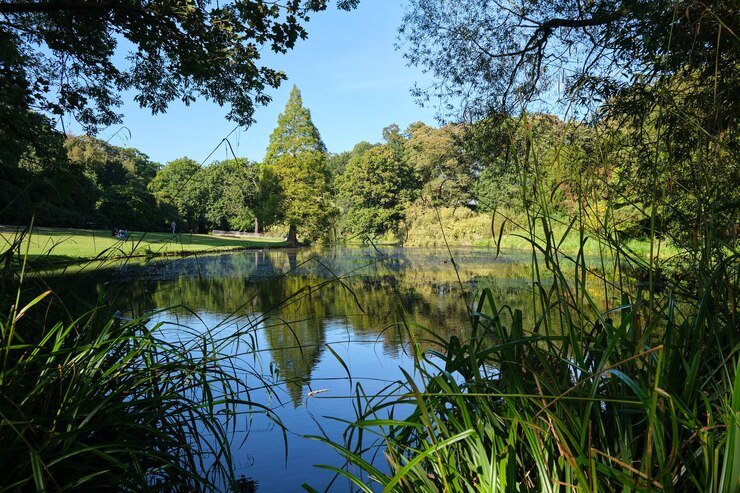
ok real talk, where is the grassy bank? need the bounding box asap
[0,226,287,264]
[349,207,681,260]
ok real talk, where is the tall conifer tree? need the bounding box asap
[264,86,333,245]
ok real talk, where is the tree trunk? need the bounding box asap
[286,223,298,247]
[254,216,259,234]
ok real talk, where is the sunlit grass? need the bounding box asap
[401,206,683,260]
[0,225,286,264]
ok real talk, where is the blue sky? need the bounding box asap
[77,1,437,165]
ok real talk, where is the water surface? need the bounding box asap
[45,246,609,490]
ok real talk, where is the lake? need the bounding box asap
[44,246,609,491]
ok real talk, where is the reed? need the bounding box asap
[0,234,258,491]
[307,108,739,492]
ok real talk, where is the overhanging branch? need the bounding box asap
[0,0,121,14]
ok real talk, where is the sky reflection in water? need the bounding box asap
[102,246,597,491]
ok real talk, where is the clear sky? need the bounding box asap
[75,1,437,165]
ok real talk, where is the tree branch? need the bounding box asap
[0,0,121,14]
[537,12,624,32]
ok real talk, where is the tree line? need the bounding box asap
[2,84,736,251]
[0,0,734,253]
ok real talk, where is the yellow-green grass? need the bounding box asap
[400,207,683,260]
[1,226,287,264]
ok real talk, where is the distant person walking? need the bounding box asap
[171,221,177,234]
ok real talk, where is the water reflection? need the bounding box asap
[36,246,613,490]
[43,247,612,406]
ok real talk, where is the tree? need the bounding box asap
[264,86,333,245]
[326,151,352,185]
[148,157,205,231]
[0,111,71,224]
[327,141,373,190]
[1,131,169,228]
[97,183,165,230]
[199,158,285,233]
[1,0,359,143]
[336,144,418,238]
[381,123,406,152]
[64,135,168,228]
[198,159,256,231]
[252,164,283,232]
[404,123,474,208]
[66,136,133,188]
[4,156,100,227]
[399,0,737,133]
[469,113,568,214]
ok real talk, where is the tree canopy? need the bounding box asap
[0,0,358,152]
[0,131,175,229]
[399,0,737,255]
[148,157,205,230]
[404,123,473,208]
[336,143,418,238]
[400,0,737,128]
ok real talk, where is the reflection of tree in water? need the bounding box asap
[258,273,484,406]
[39,250,612,413]
[286,250,298,271]
[261,279,327,407]
[232,474,258,493]
[122,265,542,407]
[59,249,585,409]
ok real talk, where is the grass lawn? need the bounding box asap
[0,226,287,264]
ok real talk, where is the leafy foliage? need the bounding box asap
[399,0,737,123]
[148,157,205,230]
[1,130,171,230]
[264,86,333,243]
[0,0,358,140]
[404,123,474,208]
[336,144,418,237]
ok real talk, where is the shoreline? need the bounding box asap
[1,226,289,270]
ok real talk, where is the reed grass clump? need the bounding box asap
[0,241,247,491]
[309,265,738,491]
[308,107,739,492]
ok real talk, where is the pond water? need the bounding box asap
[44,246,609,491]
